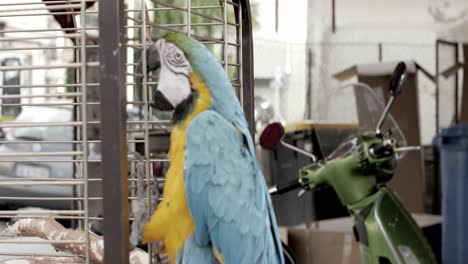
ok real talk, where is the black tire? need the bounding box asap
[282,240,296,264]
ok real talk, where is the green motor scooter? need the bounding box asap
[260,62,436,264]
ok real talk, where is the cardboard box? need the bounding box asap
[285,214,441,264]
[278,226,288,245]
[288,228,360,264]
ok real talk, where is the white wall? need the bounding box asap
[252,0,467,144]
[252,0,308,123]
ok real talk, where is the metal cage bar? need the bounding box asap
[99,0,130,263]
[236,0,255,137]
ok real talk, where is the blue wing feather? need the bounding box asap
[185,110,284,264]
[181,235,219,264]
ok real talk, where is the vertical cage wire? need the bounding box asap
[79,0,90,262]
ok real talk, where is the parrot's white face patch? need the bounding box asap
[155,39,192,108]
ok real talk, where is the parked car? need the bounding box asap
[0,106,162,210]
[0,106,74,209]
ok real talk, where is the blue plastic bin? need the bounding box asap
[434,124,468,264]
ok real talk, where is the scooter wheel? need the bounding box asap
[282,240,296,264]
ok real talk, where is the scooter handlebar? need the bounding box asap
[269,180,302,195]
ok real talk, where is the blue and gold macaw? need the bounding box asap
[142,32,284,264]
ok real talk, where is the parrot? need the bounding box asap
[141,32,285,264]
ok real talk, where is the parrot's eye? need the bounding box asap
[175,53,182,61]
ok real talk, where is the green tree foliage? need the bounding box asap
[147,0,258,90]
[150,0,258,40]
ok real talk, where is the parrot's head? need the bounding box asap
[146,35,193,113]
[143,32,243,124]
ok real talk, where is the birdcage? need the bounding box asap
[0,0,254,263]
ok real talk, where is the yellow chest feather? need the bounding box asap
[142,73,212,263]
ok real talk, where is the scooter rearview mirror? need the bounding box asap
[376,61,407,134]
[389,61,407,97]
[261,122,318,161]
[260,122,285,150]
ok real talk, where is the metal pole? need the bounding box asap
[78,5,90,261]
[99,0,129,263]
[223,0,228,72]
[435,40,440,133]
[236,0,255,138]
[305,48,313,119]
[186,0,191,35]
[378,42,383,62]
[275,0,279,33]
[332,0,336,33]
[139,0,154,261]
[455,42,459,124]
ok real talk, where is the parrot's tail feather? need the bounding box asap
[182,235,219,264]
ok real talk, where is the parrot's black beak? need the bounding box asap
[151,90,174,111]
[135,43,161,104]
[145,44,161,73]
